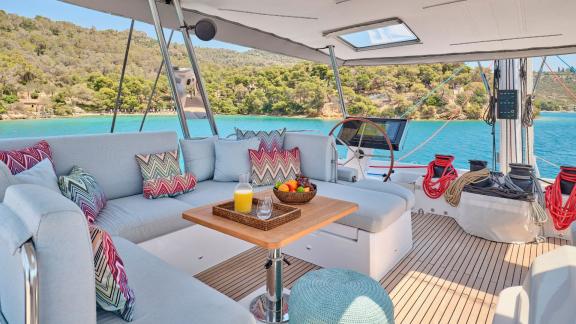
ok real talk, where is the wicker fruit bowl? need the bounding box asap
[273,175,317,204]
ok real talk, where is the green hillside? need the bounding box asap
[0,10,573,120]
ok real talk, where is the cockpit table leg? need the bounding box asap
[250,248,289,323]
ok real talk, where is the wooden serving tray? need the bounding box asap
[212,198,301,231]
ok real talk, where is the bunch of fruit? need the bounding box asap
[275,175,314,193]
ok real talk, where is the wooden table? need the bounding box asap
[182,190,358,323]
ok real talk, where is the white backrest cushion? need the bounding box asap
[14,159,60,193]
[0,132,179,200]
[284,133,335,182]
[0,162,17,202]
[180,136,217,182]
[213,138,260,182]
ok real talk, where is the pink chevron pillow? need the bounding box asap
[143,173,197,199]
[89,224,135,321]
[249,147,301,186]
[0,140,53,175]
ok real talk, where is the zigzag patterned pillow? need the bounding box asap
[0,140,53,175]
[135,150,180,181]
[249,147,301,186]
[143,173,197,199]
[59,166,107,224]
[90,224,135,321]
[236,128,286,151]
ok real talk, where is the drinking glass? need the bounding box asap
[256,196,273,220]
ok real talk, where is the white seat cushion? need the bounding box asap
[97,237,255,324]
[343,178,416,210]
[175,180,238,207]
[96,195,193,243]
[315,181,408,233]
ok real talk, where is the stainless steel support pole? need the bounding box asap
[147,0,191,139]
[21,241,39,324]
[110,19,134,133]
[328,45,348,118]
[171,0,219,136]
[249,248,289,323]
[140,30,174,132]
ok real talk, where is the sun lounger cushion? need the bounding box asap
[284,133,335,182]
[343,179,416,210]
[315,181,408,233]
[180,136,218,182]
[96,237,256,324]
[0,132,179,200]
[213,138,260,182]
[96,195,193,243]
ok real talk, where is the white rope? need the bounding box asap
[504,174,548,225]
[536,155,561,169]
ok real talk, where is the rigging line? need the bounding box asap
[544,61,576,101]
[533,56,547,94]
[399,64,468,118]
[536,155,561,169]
[556,55,576,73]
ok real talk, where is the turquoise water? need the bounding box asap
[0,112,574,178]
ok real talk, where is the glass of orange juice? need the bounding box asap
[234,174,253,213]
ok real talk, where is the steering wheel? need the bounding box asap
[328,117,395,182]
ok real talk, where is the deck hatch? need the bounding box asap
[325,18,420,51]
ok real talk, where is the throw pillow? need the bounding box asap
[143,173,197,199]
[135,150,180,181]
[249,147,301,186]
[179,136,217,181]
[90,224,135,321]
[0,140,53,175]
[213,138,260,182]
[59,166,107,224]
[0,162,18,202]
[14,159,60,193]
[235,128,286,151]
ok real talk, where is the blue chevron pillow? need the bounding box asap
[58,166,107,224]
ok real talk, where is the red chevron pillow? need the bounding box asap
[0,140,53,175]
[89,224,135,321]
[143,173,197,199]
[249,147,301,186]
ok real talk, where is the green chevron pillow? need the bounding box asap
[58,166,107,224]
[135,150,181,181]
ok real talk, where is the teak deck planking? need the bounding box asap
[195,213,568,323]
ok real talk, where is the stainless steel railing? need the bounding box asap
[20,240,38,324]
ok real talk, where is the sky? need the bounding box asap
[2,0,575,71]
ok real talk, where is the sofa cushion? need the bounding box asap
[175,180,238,207]
[97,237,256,324]
[235,128,286,151]
[95,195,192,243]
[143,173,197,199]
[90,225,135,321]
[0,132,179,200]
[249,147,301,186]
[180,136,217,182]
[343,179,416,210]
[284,133,335,182]
[315,181,408,233]
[14,159,60,193]
[59,166,107,224]
[135,150,181,181]
[213,138,260,182]
[0,140,53,175]
[0,162,18,202]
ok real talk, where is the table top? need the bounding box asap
[182,190,358,249]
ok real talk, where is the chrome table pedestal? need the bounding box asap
[249,249,289,323]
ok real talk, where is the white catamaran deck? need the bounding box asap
[195,212,568,323]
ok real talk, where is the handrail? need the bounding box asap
[21,240,39,324]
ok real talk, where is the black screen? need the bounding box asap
[336,118,408,151]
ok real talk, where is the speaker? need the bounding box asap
[194,19,217,41]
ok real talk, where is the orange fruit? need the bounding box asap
[303,187,310,192]
[286,181,298,191]
[278,184,290,192]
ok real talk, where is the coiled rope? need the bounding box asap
[503,173,548,226]
[444,168,490,207]
[423,155,458,199]
[545,167,576,230]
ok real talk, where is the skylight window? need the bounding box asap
[325,18,420,51]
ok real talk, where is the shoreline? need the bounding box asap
[0,110,567,122]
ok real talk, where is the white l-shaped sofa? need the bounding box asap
[0,131,414,324]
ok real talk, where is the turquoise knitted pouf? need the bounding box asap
[289,269,394,324]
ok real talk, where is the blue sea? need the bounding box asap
[0,112,574,178]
